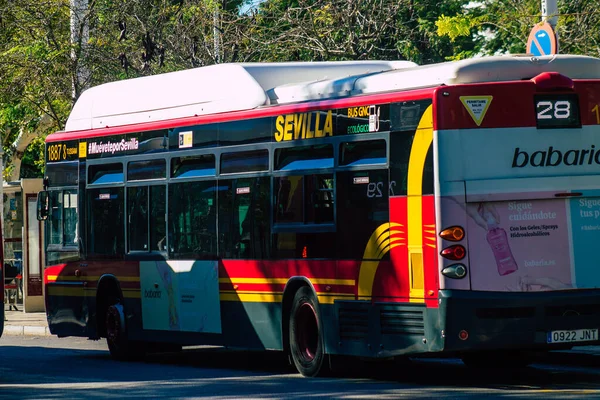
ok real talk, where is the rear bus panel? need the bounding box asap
[434,78,600,351]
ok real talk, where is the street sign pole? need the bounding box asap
[541,0,559,52]
[541,0,558,29]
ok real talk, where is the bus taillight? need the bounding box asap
[441,264,467,279]
[441,245,466,260]
[439,226,464,241]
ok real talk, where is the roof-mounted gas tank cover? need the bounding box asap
[531,71,575,91]
[64,60,416,132]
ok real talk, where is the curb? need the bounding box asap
[4,325,51,336]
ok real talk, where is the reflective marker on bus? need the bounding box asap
[38,55,600,376]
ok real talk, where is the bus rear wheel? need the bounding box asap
[106,303,145,361]
[289,286,327,377]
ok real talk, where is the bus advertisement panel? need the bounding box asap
[39,55,600,376]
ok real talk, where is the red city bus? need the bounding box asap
[39,55,600,376]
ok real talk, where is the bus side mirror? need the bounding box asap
[37,191,49,221]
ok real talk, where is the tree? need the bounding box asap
[0,0,73,179]
[239,0,475,64]
[436,0,600,58]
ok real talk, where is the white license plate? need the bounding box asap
[547,329,598,344]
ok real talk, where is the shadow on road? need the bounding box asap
[1,344,599,399]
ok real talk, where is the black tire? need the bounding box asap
[105,303,146,361]
[289,286,327,377]
[461,350,534,369]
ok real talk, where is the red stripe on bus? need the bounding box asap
[421,194,440,307]
[384,196,411,299]
[44,264,67,284]
[218,282,354,294]
[46,89,435,143]
[435,81,600,130]
[220,259,341,280]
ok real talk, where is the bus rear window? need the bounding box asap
[340,140,386,166]
[127,159,166,181]
[275,145,333,171]
[171,154,215,178]
[88,163,123,184]
[221,150,269,174]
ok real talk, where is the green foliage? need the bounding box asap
[436,14,476,41]
[242,0,475,64]
[435,0,600,58]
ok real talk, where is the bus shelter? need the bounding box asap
[3,178,44,313]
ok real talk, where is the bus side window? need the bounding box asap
[389,102,434,196]
[169,181,217,260]
[336,169,389,260]
[306,175,334,223]
[63,191,78,245]
[88,187,125,258]
[48,191,63,246]
[218,177,270,259]
[274,174,334,225]
[389,132,413,196]
[128,186,149,251]
[126,185,166,253]
[274,176,302,223]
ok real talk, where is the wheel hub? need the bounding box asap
[296,303,318,362]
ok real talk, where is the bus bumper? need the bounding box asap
[438,289,600,352]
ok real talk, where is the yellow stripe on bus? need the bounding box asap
[317,294,355,304]
[46,286,140,299]
[122,289,141,299]
[46,275,140,283]
[406,104,433,303]
[219,278,355,286]
[220,290,354,304]
[47,285,350,303]
[220,292,284,303]
[357,223,405,299]
[46,287,94,297]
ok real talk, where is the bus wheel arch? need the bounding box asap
[283,279,327,377]
[96,275,145,361]
[96,275,123,339]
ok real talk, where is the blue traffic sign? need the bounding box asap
[527,22,557,56]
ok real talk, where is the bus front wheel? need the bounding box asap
[289,286,327,377]
[106,303,145,361]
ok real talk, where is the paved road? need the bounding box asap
[1,335,600,399]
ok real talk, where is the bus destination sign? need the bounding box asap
[47,141,79,162]
[534,93,581,129]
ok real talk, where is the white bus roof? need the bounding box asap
[64,60,415,132]
[353,54,600,95]
[65,54,600,132]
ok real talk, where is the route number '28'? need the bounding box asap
[534,94,580,129]
[536,100,571,120]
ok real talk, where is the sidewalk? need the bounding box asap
[3,308,51,336]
